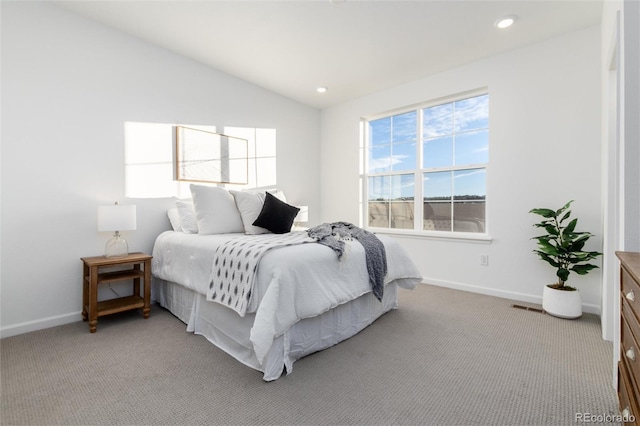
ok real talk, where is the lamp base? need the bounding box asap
[105,232,128,258]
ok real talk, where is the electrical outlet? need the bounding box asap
[480,254,489,266]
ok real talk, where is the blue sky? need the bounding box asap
[368,94,488,200]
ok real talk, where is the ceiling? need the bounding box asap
[54,0,603,109]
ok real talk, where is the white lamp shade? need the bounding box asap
[98,204,137,232]
[295,206,308,223]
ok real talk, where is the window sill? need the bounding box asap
[368,227,493,243]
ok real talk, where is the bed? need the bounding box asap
[151,184,423,381]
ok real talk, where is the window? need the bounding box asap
[364,92,488,234]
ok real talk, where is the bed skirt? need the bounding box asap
[153,279,399,381]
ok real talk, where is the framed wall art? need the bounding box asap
[174,126,248,184]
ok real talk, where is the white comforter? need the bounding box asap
[152,231,422,364]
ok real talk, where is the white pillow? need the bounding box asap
[190,184,244,234]
[175,200,198,234]
[230,190,270,235]
[167,208,182,232]
[268,189,287,203]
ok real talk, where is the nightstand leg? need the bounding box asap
[143,259,151,319]
[89,265,98,333]
[132,264,141,298]
[82,264,89,321]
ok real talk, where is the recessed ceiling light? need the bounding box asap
[495,15,517,29]
[317,86,328,93]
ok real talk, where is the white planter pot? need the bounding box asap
[542,285,582,319]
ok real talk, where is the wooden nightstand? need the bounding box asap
[81,252,152,333]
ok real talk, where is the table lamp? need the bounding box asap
[98,202,137,258]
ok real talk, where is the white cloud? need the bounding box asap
[368,154,409,171]
[423,94,488,137]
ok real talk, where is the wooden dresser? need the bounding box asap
[618,251,640,425]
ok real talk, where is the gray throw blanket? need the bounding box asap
[306,222,387,301]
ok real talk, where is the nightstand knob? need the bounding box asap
[626,347,636,362]
[626,291,635,302]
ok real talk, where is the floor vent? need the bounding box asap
[511,304,545,314]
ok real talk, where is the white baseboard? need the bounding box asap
[1,301,160,338]
[0,311,82,339]
[2,281,600,339]
[420,278,601,316]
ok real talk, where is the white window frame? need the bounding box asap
[361,88,490,241]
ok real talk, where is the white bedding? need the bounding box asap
[154,279,400,380]
[152,230,422,373]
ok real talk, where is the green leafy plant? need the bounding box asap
[530,200,602,291]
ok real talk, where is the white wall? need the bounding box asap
[320,26,603,312]
[0,2,320,337]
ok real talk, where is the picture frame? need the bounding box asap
[174,126,248,184]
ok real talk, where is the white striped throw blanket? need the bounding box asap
[206,232,314,316]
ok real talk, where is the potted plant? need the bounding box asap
[530,200,602,319]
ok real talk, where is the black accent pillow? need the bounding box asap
[252,192,300,234]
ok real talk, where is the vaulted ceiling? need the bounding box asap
[55,1,603,109]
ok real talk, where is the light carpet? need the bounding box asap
[0,284,619,425]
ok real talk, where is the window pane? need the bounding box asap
[423,171,452,199]
[453,201,485,233]
[390,174,415,200]
[392,141,417,171]
[424,201,452,219]
[368,175,390,201]
[369,117,391,146]
[454,94,489,132]
[445,169,486,233]
[423,201,452,231]
[423,136,453,169]
[392,111,416,143]
[455,129,488,166]
[391,200,414,229]
[368,174,414,229]
[368,201,390,227]
[453,168,486,200]
[368,145,391,173]
[423,103,453,138]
